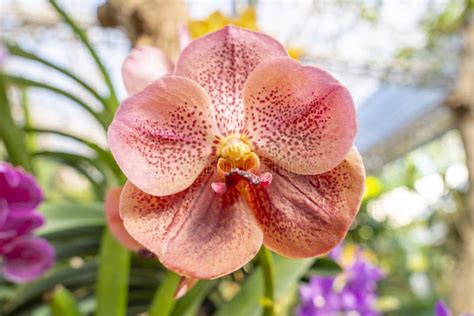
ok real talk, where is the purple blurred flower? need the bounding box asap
[0,163,54,283]
[297,244,384,316]
[436,301,453,316]
[435,300,474,316]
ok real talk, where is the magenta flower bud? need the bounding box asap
[0,162,54,283]
[0,163,43,223]
[1,237,55,283]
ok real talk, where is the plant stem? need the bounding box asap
[258,246,275,316]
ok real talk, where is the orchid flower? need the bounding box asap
[107,26,365,280]
[298,244,384,316]
[0,163,55,283]
[108,46,197,298]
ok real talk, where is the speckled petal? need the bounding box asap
[122,45,174,95]
[243,57,357,175]
[120,169,263,279]
[105,187,142,252]
[245,148,365,258]
[175,25,287,135]
[108,76,221,196]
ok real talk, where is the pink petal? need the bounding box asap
[179,25,192,51]
[243,57,357,175]
[108,76,221,196]
[120,169,263,279]
[105,187,142,252]
[175,25,287,135]
[0,163,43,215]
[245,148,365,258]
[122,45,174,95]
[174,277,198,299]
[2,237,55,283]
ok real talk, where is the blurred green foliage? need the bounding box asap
[0,1,470,315]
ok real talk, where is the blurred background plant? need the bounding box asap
[0,0,473,315]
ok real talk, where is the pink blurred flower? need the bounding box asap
[108,26,365,279]
[0,163,55,283]
[105,187,142,252]
[121,45,174,95]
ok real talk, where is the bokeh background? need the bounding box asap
[0,0,473,315]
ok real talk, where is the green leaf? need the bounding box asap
[49,0,118,110]
[2,261,98,314]
[95,229,131,316]
[38,202,105,237]
[5,43,109,112]
[0,72,32,170]
[52,236,101,260]
[31,151,108,199]
[305,258,343,276]
[171,280,217,316]
[24,127,123,181]
[49,285,84,316]
[0,74,108,130]
[215,255,315,316]
[148,270,180,316]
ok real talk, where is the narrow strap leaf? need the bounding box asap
[171,280,218,316]
[215,255,315,316]
[49,0,119,109]
[24,127,123,181]
[148,270,180,316]
[95,229,131,316]
[6,43,110,112]
[49,285,84,316]
[30,150,108,199]
[0,74,32,170]
[1,74,108,130]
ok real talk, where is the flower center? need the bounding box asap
[216,134,260,177]
[212,134,271,194]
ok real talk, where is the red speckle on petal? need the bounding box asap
[244,148,365,258]
[108,76,221,196]
[243,57,357,175]
[175,26,287,135]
